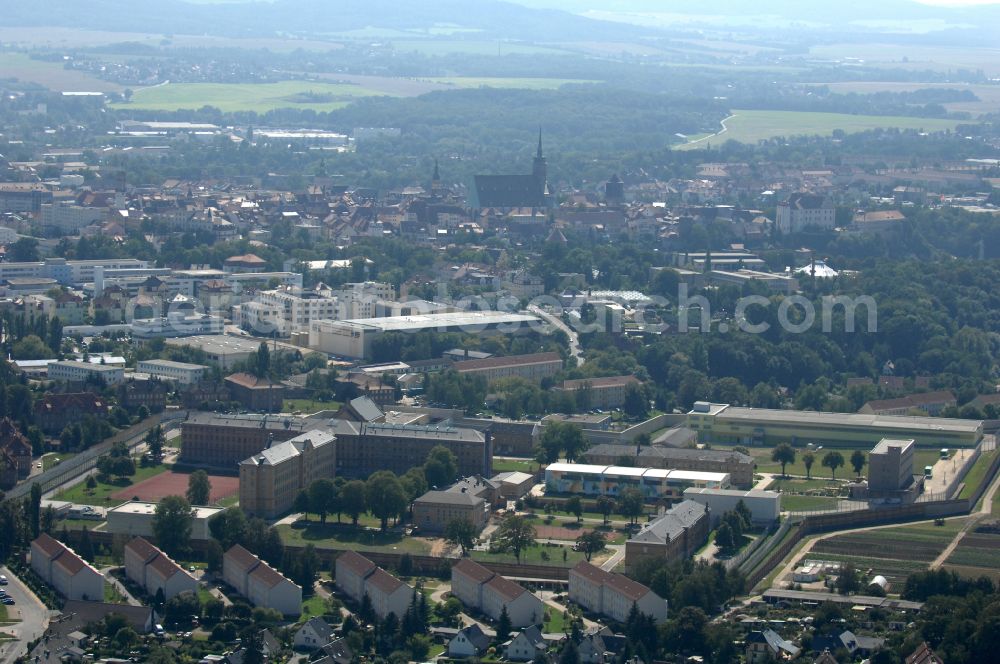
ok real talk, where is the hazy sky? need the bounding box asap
[916,0,1000,5]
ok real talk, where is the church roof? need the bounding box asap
[472,174,548,209]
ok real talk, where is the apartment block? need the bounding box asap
[239,430,336,518]
[30,534,104,602]
[123,537,198,600]
[451,559,542,627]
[223,545,302,616]
[335,551,413,620]
[568,561,668,624]
[583,444,755,489]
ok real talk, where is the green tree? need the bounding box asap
[771,443,796,477]
[715,522,736,551]
[208,507,248,550]
[492,514,537,564]
[575,530,606,562]
[566,496,583,522]
[823,451,845,480]
[539,420,588,463]
[622,382,649,419]
[423,445,457,488]
[444,518,478,555]
[366,471,407,531]
[803,452,816,479]
[153,495,193,557]
[47,316,63,356]
[255,342,270,379]
[496,605,512,642]
[617,487,645,525]
[145,424,164,458]
[596,495,615,525]
[308,478,337,524]
[293,490,311,520]
[12,335,51,360]
[850,450,867,477]
[341,480,367,526]
[186,470,211,506]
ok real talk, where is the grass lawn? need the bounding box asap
[0,605,9,623]
[104,584,128,604]
[720,443,942,480]
[767,477,844,493]
[283,398,342,414]
[42,452,76,471]
[54,463,170,507]
[960,449,998,500]
[299,595,328,621]
[111,80,387,113]
[277,522,431,554]
[471,543,587,567]
[677,109,963,149]
[543,606,568,634]
[217,494,239,508]
[197,587,215,605]
[492,458,535,473]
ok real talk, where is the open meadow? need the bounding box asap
[678,109,963,149]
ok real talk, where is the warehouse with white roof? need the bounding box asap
[545,462,729,499]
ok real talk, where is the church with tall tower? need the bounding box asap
[470,130,553,211]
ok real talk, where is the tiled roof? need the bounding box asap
[454,352,562,372]
[250,562,290,589]
[559,375,640,390]
[415,490,484,507]
[485,574,527,601]
[603,572,651,602]
[148,552,184,580]
[366,567,407,595]
[452,558,495,585]
[225,544,261,573]
[336,550,376,578]
[124,537,159,563]
[32,533,65,559]
[570,561,612,586]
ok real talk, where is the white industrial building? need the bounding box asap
[309,311,541,359]
[131,314,225,340]
[136,359,209,384]
[545,462,729,500]
[107,501,224,540]
[682,487,781,526]
[48,360,125,386]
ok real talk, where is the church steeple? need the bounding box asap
[433,159,440,182]
[533,127,547,184]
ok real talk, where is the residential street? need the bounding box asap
[0,566,53,664]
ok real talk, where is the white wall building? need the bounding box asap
[30,533,104,601]
[335,551,412,620]
[136,359,209,385]
[568,561,668,623]
[683,487,781,526]
[223,544,302,616]
[48,360,125,386]
[124,537,198,600]
[451,559,542,627]
[107,501,223,540]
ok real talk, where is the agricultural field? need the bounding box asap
[111,80,389,113]
[810,519,965,587]
[0,52,122,92]
[427,76,595,90]
[820,81,1000,117]
[678,109,964,150]
[388,39,570,56]
[809,42,1000,77]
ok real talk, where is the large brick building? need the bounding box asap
[34,393,110,435]
[453,352,563,385]
[333,421,492,479]
[0,417,33,489]
[623,500,709,569]
[224,373,286,413]
[180,413,320,468]
[552,375,642,410]
[239,430,336,518]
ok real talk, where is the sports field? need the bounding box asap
[677,109,964,149]
[111,471,239,504]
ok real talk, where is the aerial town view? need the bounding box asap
[1,0,1000,662]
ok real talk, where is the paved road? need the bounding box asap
[528,305,583,367]
[0,565,52,664]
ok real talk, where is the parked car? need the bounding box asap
[0,574,8,584]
